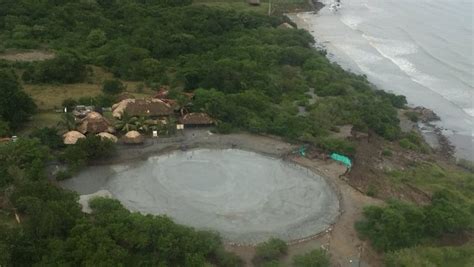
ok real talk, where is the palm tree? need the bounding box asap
[57,112,76,131]
[115,112,138,132]
[135,116,151,133]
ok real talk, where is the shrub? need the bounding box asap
[0,119,11,137]
[355,201,426,252]
[293,249,330,267]
[366,184,378,197]
[404,111,419,122]
[214,249,243,267]
[60,136,116,172]
[399,132,429,153]
[382,148,393,157]
[29,127,64,150]
[102,79,125,95]
[22,53,86,84]
[457,159,474,173]
[317,138,356,156]
[215,123,233,134]
[253,238,288,265]
[60,145,88,172]
[55,169,73,181]
[0,68,37,128]
[385,244,474,267]
[62,98,78,111]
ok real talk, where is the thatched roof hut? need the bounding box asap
[112,99,173,119]
[63,131,86,145]
[77,112,112,134]
[123,130,144,144]
[179,113,214,126]
[96,132,118,143]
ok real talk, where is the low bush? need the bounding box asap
[404,111,419,122]
[356,190,473,252]
[29,127,64,150]
[385,244,474,267]
[382,148,393,157]
[317,137,355,156]
[253,238,288,265]
[293,249,330,267]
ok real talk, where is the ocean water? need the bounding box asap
[293,0,473,159]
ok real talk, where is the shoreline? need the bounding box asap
[286,10,469,161]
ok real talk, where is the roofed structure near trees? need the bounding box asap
[112,98,173,119]
[179,113,214,126]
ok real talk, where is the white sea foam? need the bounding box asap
[340,15,364,30]
[463,108,474,118]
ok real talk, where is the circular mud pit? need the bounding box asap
[61,149,340,244]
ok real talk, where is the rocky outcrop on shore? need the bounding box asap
[413,106,440,122]
[310,0,325,12]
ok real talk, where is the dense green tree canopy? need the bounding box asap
[0,69,36,129]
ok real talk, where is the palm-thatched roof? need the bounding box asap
[63,131,86,145]
[112,99,173,119]
[77,111,112,134]
[179,113,214,125]
[123,130,144,144]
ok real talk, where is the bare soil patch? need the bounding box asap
[0,50,55,62]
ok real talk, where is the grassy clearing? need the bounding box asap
[17,112,62,135]
[387,162,474,201]
[22,66,155,111]
[24,83,103,111]
[385,243,474,267]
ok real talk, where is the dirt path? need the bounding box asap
[0,50,55,62]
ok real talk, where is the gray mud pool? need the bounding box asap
[61,149,340,244]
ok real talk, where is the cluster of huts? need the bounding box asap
[62,89,215,145]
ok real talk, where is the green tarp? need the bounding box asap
[330,153,352,168]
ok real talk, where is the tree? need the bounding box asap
[0,69,36,129]
[355,201,426,252]
[293,249,330,267]
[22,53,86,84]
[0,118,11,137]
[29,127,64,150]
[87,29,107,48]
[102,79,125,95]
[115,112,138,132]
[57,113,76,131]
[0,138,50,186]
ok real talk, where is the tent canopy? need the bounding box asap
[330,153,352,168]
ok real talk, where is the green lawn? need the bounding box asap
[387,162,474,202]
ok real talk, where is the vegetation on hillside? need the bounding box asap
[0,0,472,266]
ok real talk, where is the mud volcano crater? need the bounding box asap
[61,149,340,244]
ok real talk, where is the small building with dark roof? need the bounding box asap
[179,113,215,127]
